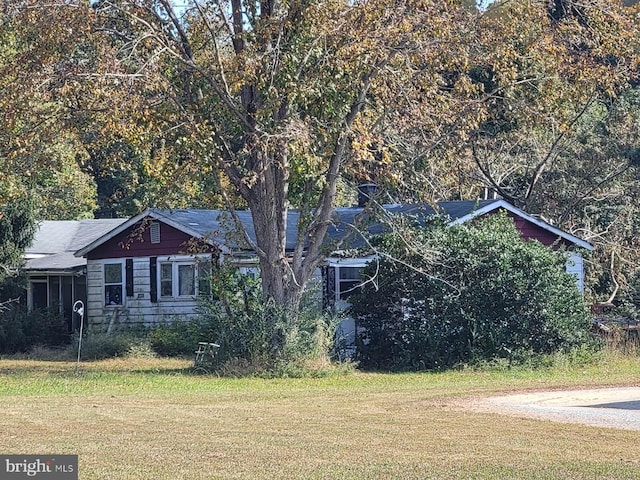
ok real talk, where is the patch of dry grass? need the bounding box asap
[1,354,640,479]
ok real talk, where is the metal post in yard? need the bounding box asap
[73,300,85,371]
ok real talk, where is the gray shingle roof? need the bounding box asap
[145,208,303,252]
[150,201,500,250]
[25,219,127,270]
[71,197,591,261]
[326,199,502,246]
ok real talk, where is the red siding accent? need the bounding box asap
[87,221,212,260]
[506,212,571,249]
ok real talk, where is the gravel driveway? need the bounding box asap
[474,387,640,430]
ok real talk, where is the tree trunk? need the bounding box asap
[244,139,303,305]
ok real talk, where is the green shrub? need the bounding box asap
[0,306,70,354]
[197,266,337,371]
[147,320,204,357]
[74,333,134,360]
[351,212,595,371]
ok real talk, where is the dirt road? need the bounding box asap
[473,387,640,430]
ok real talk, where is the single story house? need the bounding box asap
[23,198,592,336]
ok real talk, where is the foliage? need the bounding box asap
[147,320,204,357]
[0,306,70,354]
[59,0,489,319]
[0,198,37,282]
[197,266,336,371]
[0,5,98,220]
[1,1,222,220]
[406,0,640,307]
[4,0,640,361]
[350,213,594,370]
[74,332,138,360]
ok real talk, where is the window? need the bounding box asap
[30,278,48,310]
[197,263,212,297]
[338,267,362,299]
[324,260,372,310]
[178,264,195,296]
[158,258,209,298]
[104,263,123,306]
[160,263,173,297]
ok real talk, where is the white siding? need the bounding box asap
[566,253,585,293]
[86,256,207,331]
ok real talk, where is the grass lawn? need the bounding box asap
[1,354,640,479]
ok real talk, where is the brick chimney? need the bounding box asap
[357,183,379,207]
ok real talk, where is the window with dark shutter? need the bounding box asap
[150,257,158,303]
[126,259,134,297]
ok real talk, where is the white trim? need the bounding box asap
[156,254,212,299]
[566,253,585,293]
[448,199,593,251]
[101,259,126,307]
[326,256,376,267]
[159,261,196,298]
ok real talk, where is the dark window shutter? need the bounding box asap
[150,257,158,303]
[322,266,336,311]
[125,259,134,297]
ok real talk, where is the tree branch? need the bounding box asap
[523,95,596,203]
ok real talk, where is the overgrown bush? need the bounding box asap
[350,212,595,371]
[0,306,70,354]
[197,266,336,371]
[147,320,204,357]
[74,332,136,360]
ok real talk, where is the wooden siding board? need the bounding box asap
[506,211,571,249]
[85,255,205,327]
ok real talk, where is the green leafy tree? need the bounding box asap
[75,0,483,340]
[0,198,37,283]
[350,213,592,370]
[381,0,640,307]
[0,3,98,219]
[7,0,638,361]
[2,1,222,220]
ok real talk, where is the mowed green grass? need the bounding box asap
[1,355,640,479]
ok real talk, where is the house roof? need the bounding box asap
[74,208,308,257]
[328,199,499,240]
[73,199,592,260]
[25,219,127,271]
[328,199,593,250]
